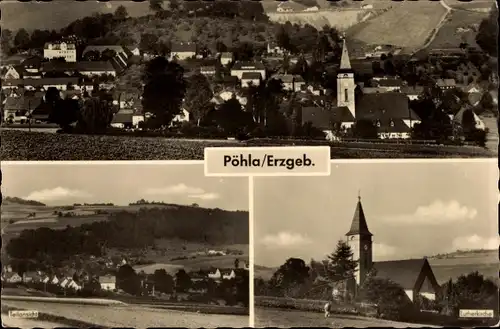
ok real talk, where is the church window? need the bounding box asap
[344,89,348,102]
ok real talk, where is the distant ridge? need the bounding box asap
[2,196,46,206]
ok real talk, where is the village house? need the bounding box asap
[170,108,190,127]
[82,45,130,73]
[371,78,404,92]
[220,52,234,66]
[99,275,116,291]
[22,271,42,283]
[0,54,30,69]
[272,74,305,92]
[2,65,22,80]
[2,77,81,91]
[2,272,23,283]
[300,83,326,96]
[41,61,117,77]
[266,42,285,56]
[3,95,43,123]
[230,61,266,80]
[451,107,486,130]
[221,269,236,280]
[400,86,424,101]
[211,90,247,107]
[200,66,216,76]
[207,268,222,281]
[345,195,441,302]
[169,43,197,61]
[436,78,457,91]
[241,72,262,88]
[43,42,77,62]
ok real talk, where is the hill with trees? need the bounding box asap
[2,196,46,207]
[6,204,249,263]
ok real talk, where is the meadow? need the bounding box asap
[254,306,434,328]
[1,300,249,328]
[350,2,447,50]
[1,130,493,161]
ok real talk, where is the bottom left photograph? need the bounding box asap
[1,162,250,328]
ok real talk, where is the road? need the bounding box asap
[412,0,453,54]
[2,316,67,328]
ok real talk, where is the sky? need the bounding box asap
[254,160,498,268]
[1,163,248,211]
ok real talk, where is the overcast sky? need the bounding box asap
[254,160,498,268]
[1,163,248,211]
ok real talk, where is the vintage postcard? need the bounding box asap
[253,160,498,327]
[1,162,250,328]
[0,0,497,160]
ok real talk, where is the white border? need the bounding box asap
[248,176,255,327]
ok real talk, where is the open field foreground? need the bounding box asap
[1,130,493,160]
[255,307,437,328]
[1,299,249,328]
[350,2,447,50]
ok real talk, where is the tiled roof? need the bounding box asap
[83,45,126,56]
[373,258,438,291]
[436,79,456,87]
[346,197,372,236]
[232,61,265,71]
[171,43,197,53]
[4,96,43,112]
[42,61,115,72]
[301,106,354,130]
[374,78,404,87]
[98,275,116,284]
[241,72,262,80]
[400,86,424,95]
[356,92,420,121]
[22,77,80,86]
[221,52,233,59]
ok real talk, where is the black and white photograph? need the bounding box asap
[1,162,250,328]
[0,0,498,160]
[253,160,498,327]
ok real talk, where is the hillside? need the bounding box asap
[255,249,499,284]
[2,196,46,207]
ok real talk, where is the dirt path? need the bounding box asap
[412,0,453,54]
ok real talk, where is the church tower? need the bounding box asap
[345,193,373,288]
[337,38,356,119]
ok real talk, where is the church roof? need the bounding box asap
[356,92,421,121]
[301,106,354,130]
[340,38,352,71]
[373,258,438,291]
[346,196,372,236]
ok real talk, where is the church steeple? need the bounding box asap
[339,37,352,71]
[346,193,373,237]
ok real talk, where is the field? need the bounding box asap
[427,9,489,49]
[1,299,249,328]
[1,130,494,160]
[255,249,499,285]
[254,307,434,328]
[443,0,495,12]
[350,2,447,50]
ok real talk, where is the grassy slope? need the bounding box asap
[255,249,499,284]
[350,2,446,49]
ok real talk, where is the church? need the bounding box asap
[345,194,441,302]
[301,39,421,140]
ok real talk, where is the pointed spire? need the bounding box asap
[346,193,372,236]
[340,37,352,70]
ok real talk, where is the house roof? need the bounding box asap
[373,258,429,290]
[44,42,76,50]
[201,66,216,72]
[111,112,133,124]
[4,272,21,279]
[350,59,374,76]
[1,54,30,66]
[356,92,420,121]
[346,196,372,236]
[374,78,404,87]
[468,92,482,106]
[7,77,80,87]
[42,61,115,72]
[272,74,304,83]
[400,86,424,95]
[98,275,116,284]
[436,78,456,87]
[83,45,126,56]
[22,56,43,69]
[221,52,233,59]
[232,61,265,71]
[301,106,354,130]
[171,43,197,53]
[4,96,43,112]
[362,87,388,94]
[241,72,262,80]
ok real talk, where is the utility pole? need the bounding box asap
[28,100,31,133]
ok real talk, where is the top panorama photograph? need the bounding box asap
[0,0,498,160]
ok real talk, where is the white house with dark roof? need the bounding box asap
[231,61,266,80]
[44,42,77,62]
[99,275,116,290]
[345,195,441,302]
[272,74,305,92]
[241,72,262,88]
[220,52,234,66]
[436,78,456,91]
[42,61,116,77]
[169,43,197,61]
[371,77,404,92]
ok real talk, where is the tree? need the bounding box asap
[276,26,291,52]
[14,29,30,50]
[169,0,180,11]
[48,93,80,133]
[475,5,498,56]
[353,119,378,139]
[114,5,129,21]
[268,258,310,296]
[139,33,159,55]
[184,73,213,126]
[234,258,240,269]
[77,96,114,134]
[174,269,192,292]
[142,57,186,128]
[326,240,357,282]
[211,98,254,135]
[153,269,174,293]
[149,0,163,12]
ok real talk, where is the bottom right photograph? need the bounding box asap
[253,160,498,328]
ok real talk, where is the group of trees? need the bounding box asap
[6,206,248,264]
[255,241,499,323]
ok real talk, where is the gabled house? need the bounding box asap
[170,108,190,127]
[3,272,23,283]
[222,269,236,280]
[231,61,266,80]
[208,268,222,281]
[169,43,197,61]
[220,52,234,66]
[111,111,133,129]
[371,78,404,92]
[200,66,216,76]
[266,42,285,56]
[400,86,424,101]
[2,65,22,79]
[99,275,116,291]
[241,72,262,88]
[272,74,305,92]
[436,78,456,91]
[3,95,43,123]
[44,42,77,62]
[22,271,42,283]
[451,107,486,130]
